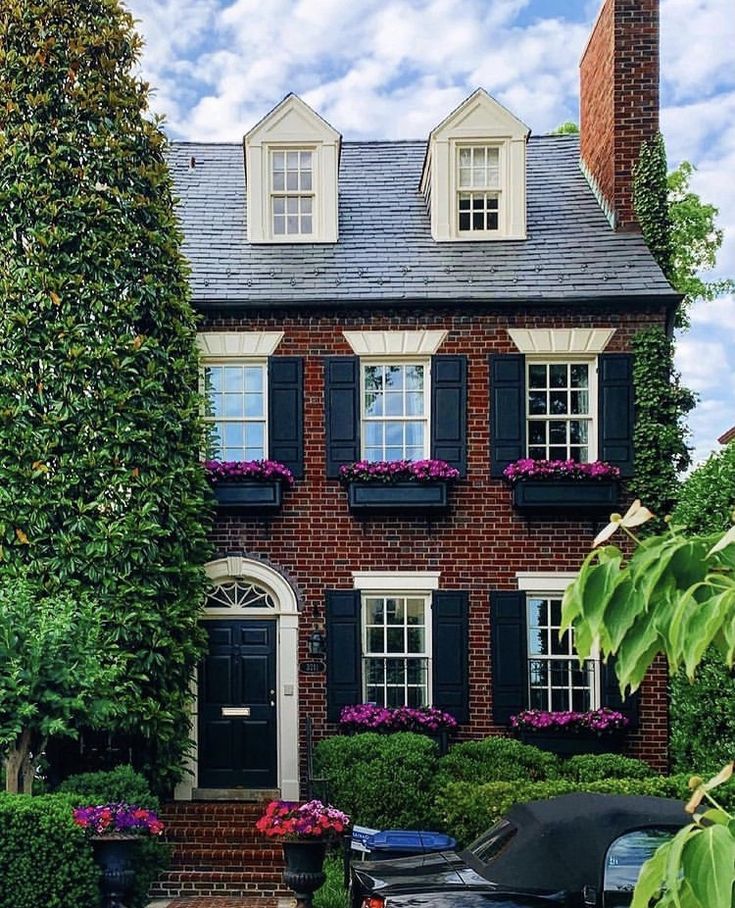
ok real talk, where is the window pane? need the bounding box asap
[528,627,545,655]
[528,365,546,388]
[407,627,424,653]
[549,364,567,387]
[459,212,471,231]
[244,393,263,418]
[367,628,383,653]
[272,152,284,171]
[528,598,547,626]
[243,367,263,392]
[570,364,589,388]
[406,391,424,416]
[384,391,403,416]
[286,151,299,169]
[386,659,403,684]
[364,366,382,391]
[386,599,403,624]
[529,391,547,415]
[365,598,384,623]
[223,393,243,417]
[407,660,424,684]
[550,391,568,414]
[287,215,299,234]
[223,423,244,448]
[363,422,383,447]
[301,172,312,192]
[571,391,589,415]
[364,392,383,417]
[273,197,285,215]
[549,422,567,444]
[244,422,265,455]
[385,366,404,390]
[459,148,471,166]
[405,365,423,389]
[385,423,402,447]
[286,197,298,214]
[570,420,589,444]
[366,659,383,685]
[528,422,546,445]
[301,196,312,214]
[223,367,241,392]
[406,599,424,624]
[273,215,285,234]
[301,151,312,168]
[272,172,285,191]
[405,422,424,448]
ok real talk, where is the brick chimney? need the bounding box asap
[580,0,660,230]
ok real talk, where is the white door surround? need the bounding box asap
[175,556,300,801]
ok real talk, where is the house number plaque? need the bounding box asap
[300,661,325,674]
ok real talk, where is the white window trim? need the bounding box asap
[196,331,284,358]
[361,591,433,708]
[517,573,600,711]
[352,571,441,592]
[201,357,269,462]
[343,330,448,357]
[268,145,318,241]
[508,328,616,355]
[525,356,598,463]
[360,357,431,462]
[454,141,504,237]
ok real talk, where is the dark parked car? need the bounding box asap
[350,793,687,908]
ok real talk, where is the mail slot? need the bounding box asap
[221,707,251,717]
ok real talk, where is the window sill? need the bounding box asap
[516,729,626,755]
[346,480,450,514]
[213,480,283,513]
[511,478,620,514]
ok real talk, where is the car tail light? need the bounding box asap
[361,898,386,908]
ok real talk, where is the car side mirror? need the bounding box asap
[582,884,599,907]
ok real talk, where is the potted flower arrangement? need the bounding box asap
[204,459,294,513]
[510,708,630,755]
[72,803,164,908]
[339,704,458,753]
[502,459,621,513]
[256,799,350,908]
[339,459,460,513]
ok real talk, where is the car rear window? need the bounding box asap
[604,827,672,901]
[468,819,517,864]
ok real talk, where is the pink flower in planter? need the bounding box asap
[502,459,621,482]
[510,708,629,734]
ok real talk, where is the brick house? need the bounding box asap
[170,0,675,803]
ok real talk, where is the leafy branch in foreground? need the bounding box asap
[563,504,735,907]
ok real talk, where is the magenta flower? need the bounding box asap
[339,460,460,484]
[502,459,621,483]
[203,459,295,487]
[72,803,164,836]
[339,704,458,734]
[510,708,629,734]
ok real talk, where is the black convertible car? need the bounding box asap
[350,793,687,908]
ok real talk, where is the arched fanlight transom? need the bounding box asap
[206,579,276,611]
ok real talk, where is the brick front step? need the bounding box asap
[152,802,290,899]
[164,899,286,908]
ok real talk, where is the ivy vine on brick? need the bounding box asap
[632,132,673,281]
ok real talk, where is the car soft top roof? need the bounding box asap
[476,793,688,893]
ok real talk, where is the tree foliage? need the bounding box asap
[0,578,120,793]
[0,0,211,791]
[551,121,579,135]
[668,161,734,326]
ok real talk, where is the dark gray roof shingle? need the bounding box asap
[168,136,676,306]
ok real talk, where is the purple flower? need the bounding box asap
[72,803,164,836]
[339,704,458,734]
[339,460,460,485]
[203,459,295,487]
[510,708,629,734]
[502,459,621,483]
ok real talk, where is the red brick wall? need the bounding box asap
[580,0,660,230]
[203,303,670,772]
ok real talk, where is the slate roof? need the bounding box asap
[168,135,677,307]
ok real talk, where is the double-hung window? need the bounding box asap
[361,361,429,461]
[362,594,431,707]
[271,149,314,237]
[527,594,599,711]
[203,361,268,461]
[457,145,501,234]
[526,360,596,462]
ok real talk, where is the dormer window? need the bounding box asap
[271,150,314,236]
[457,146,501,233]
[244,94,341,245]
[421,89,529,242]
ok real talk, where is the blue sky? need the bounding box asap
[126,0,734,467]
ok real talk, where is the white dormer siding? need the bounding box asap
[421,89,530,242]
[244,94,341,244]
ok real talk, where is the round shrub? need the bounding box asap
[437,736,559,786]
[56,765,168,908]
[0,793,99,908]
[314,732,439,829]
[560,754,655,783]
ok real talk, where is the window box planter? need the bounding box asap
[213,480,283,513]
[346,480,449,513]
[512,478,620,513]
[518,729,625,755]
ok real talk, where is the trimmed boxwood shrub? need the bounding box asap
[435,775,693,846]
[437,736,559,785]
[57,765,169,908]
[314,732,439,829]
[0,793,99,908]
[560,754,655,783]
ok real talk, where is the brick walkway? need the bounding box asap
[161,898,289,907]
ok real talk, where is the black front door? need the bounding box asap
[198,620,277,789]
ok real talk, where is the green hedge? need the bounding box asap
[0,793,99,908]
[435,775,692,846]
[559,754,655,783]
[437,736,559,785]
[314,733,439,829]
[57,765,169,908]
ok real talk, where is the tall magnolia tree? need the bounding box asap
[0,0,211,790]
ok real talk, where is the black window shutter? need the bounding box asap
[431,355,467,476]
[268,357,304,479]
[432,591,469,723]
[324,357,360,478]
[601,656,640,730]
[598,353,634,478]
[325,590,362,722]
[489,355,526,478]
[490,590,528,724]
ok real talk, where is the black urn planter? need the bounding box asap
[346,480,449,514]
[511,478,620,514]
[282,840,328,908]
[91,836,138,908]
[518,730,625,755]
[212,479,283,513]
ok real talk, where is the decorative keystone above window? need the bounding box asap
[508,328,616,355]
[244,93,341,244]
[420,88,530,242]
